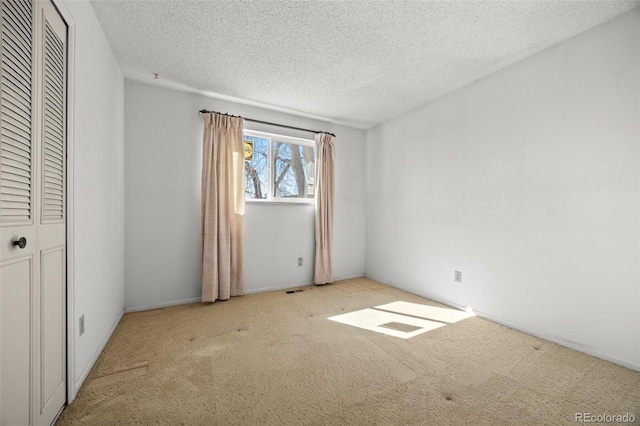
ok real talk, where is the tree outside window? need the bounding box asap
[244,131,315,202]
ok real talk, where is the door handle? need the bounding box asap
[12,237,27,249]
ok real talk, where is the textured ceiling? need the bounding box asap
[90,0,639,129]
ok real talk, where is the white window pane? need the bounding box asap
[273,141,315,199]
[244,135,268,199]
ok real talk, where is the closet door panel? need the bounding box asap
[39,245,64,410]
[1,0,33,226]
[2,1,68,424]
[35,1,67,424]
[0,255,33,426]
[0,0,34,424]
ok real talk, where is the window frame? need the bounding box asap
[243,129,316,205]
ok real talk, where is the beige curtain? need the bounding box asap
[314,133,336,285]
[201,113,245,302]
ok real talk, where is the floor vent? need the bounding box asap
[286,289,305,294]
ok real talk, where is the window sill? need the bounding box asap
[245,199,315,206]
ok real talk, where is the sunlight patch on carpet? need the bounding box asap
[328,308,445,339]
[375,301,474,323]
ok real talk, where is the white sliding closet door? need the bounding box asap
[0,1,67,425]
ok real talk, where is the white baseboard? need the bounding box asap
[124,274,370,312]
[334,273,367,281]
[363,273,640,372]
[245,281,313,294]
[244,273,367,295]
[473,308,640,372]
[124,297,202,313]
[74,309,124,393]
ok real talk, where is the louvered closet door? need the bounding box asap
[35,1,67,425]
[0,0,36,424]
[0,1,67,425]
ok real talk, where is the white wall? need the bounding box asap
[124,80,366,311]
[61,0,125,394]
[366,8,640,369]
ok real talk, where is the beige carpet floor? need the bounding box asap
[57,278,640,425]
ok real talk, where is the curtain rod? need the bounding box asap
[199,109,336,138]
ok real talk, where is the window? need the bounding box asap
[243,130,316,202]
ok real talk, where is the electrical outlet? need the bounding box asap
[454,271,462,283]
[79,314,85,336]
[298,257,303,266]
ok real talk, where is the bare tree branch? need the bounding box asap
[275,163,291,192]
[245,163,263,199]
[290,145,305,196]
